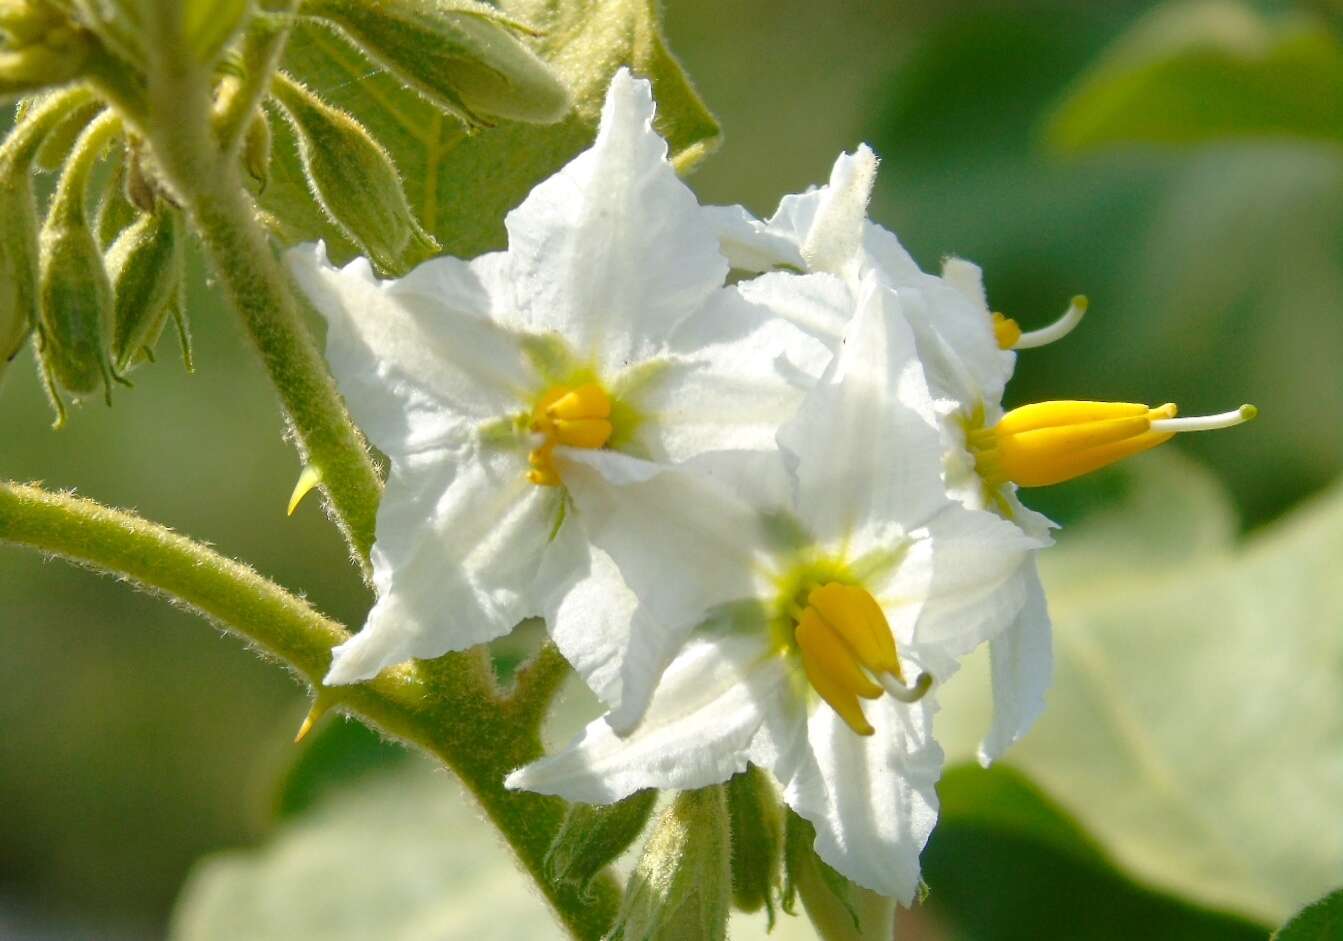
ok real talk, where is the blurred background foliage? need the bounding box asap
[3,0,1341,938]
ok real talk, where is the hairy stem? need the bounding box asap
[0,482,619,938]
[136,11,382,572]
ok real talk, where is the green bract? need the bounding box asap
[545,788,657,896]
[107,207,184,372]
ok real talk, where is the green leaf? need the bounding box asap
[936,451,1343,924]
[272,716,408,821]
[1273,888,1343,940]
[1046,0,1343,153]
[272,0,720,259]
[170,756,819,940]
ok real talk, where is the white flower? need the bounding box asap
[508,275,1040,900]
[288,69,830,688]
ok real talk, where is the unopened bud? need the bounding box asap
[107,207,183,372]
[37,111,122,405]
[243,108,271,191]
[545,789,657,896]
[0,10,91,101]
[96,152,137,247]
[725,764,784,926]
[34,99,102,172]
[0,85,92,385]
[184,0,249,65]
[782,809,893,941]
[0,1,61,47]
[270,72,438,275]
[302,0,569,128]
[610,787,731,941]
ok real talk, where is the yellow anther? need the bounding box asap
[527,382,614,486]
[792,582,930,737]
[992,312,1022,350]
[974,400,1255,488]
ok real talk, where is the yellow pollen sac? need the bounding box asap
[793,582,932,737]
[527,382,613,486]
[973,400,1257,488]
[992,313,1022,350]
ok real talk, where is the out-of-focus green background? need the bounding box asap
[3,0,1340,937]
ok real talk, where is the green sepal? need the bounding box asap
[269,71,439,276]
[725,764,784,926]
[783,809,892,941]
[107,206,184,372]
[610,786,732,941]
[544,789,657,897]
[301,0,569,128]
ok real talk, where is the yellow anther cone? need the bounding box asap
[546,382,612,420]
[807,583,902,679]
[527,382,614,486]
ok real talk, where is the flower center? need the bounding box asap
[527,381,614,486]
[791,582,931,737]
[968,400,1257,489]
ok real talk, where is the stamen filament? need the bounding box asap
[1012,295,1088,349]
[1150,404,1257,434]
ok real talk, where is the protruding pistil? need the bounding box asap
[993,295,1088,351]
[793,582,930,736]
[971,400,1257,488]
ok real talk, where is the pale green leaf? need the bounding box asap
[270,0,720,259]
[1046,0,1343,153]
[937,451,1343,923]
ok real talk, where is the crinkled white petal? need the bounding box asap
[616,284,834,462]
[908,505,1041,656]
[772,694,943,903]
[979,557,1052,765]
[546,545,674,734]
[506,634,791,802]
[777,274,948,545]
[555,451,768,682]
[501,69,727,370]
[702,204,804,273]
[324,446,586,684]
[288,243,531,460]
[896,273,1014,407]
[734,270,851,350]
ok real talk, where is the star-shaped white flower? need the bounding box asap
[508,275,1041,900]
[289,70,830,689]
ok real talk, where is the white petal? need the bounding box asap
[899,267,1014,405]
[502,69,727,370]
[941,256,989,309]
[800,145,878,276]
[547,545,675,734]
[979,558,1052,765]
[557,450,769,641]
[288,243,532,459]
[734,270,851,350]
[506,634,791,802]
[702,203,804,273]
[778,274,949,544]
[324,446,585,684]
[773,695,943,903]
[907,506,1041,656]
[618,284,834,462]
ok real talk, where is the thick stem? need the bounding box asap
[0,481,620,938]
[136,18,382,572]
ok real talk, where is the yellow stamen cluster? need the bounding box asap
[528,382,613,486]
[793,582,930,736]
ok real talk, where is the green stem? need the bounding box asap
[0,481,620,938]
[136,15,382,572]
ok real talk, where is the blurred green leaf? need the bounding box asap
[273,716,408,821]
[926,764,1266,941]
[273,0,720,259]
[1046,0,1343,153]
[937,451,1343,923]
[171,757,820,940]
[1273,888,1343,940]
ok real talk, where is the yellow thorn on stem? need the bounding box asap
[294,700,328,743]
[287,464,323,516]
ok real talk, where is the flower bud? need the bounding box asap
[34,99,102,172]
[725,764,784,926]
[610,787,731,941]
[0,9,92,101]
[96,152,137,248]
[0,1,61,47]
[242,108,271,191]
[302,0,570,127]
[544,789,657,895]
[270,72,438,276]
[107,207,183,372]
[0,85,92,385]
[37,112,122,404]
